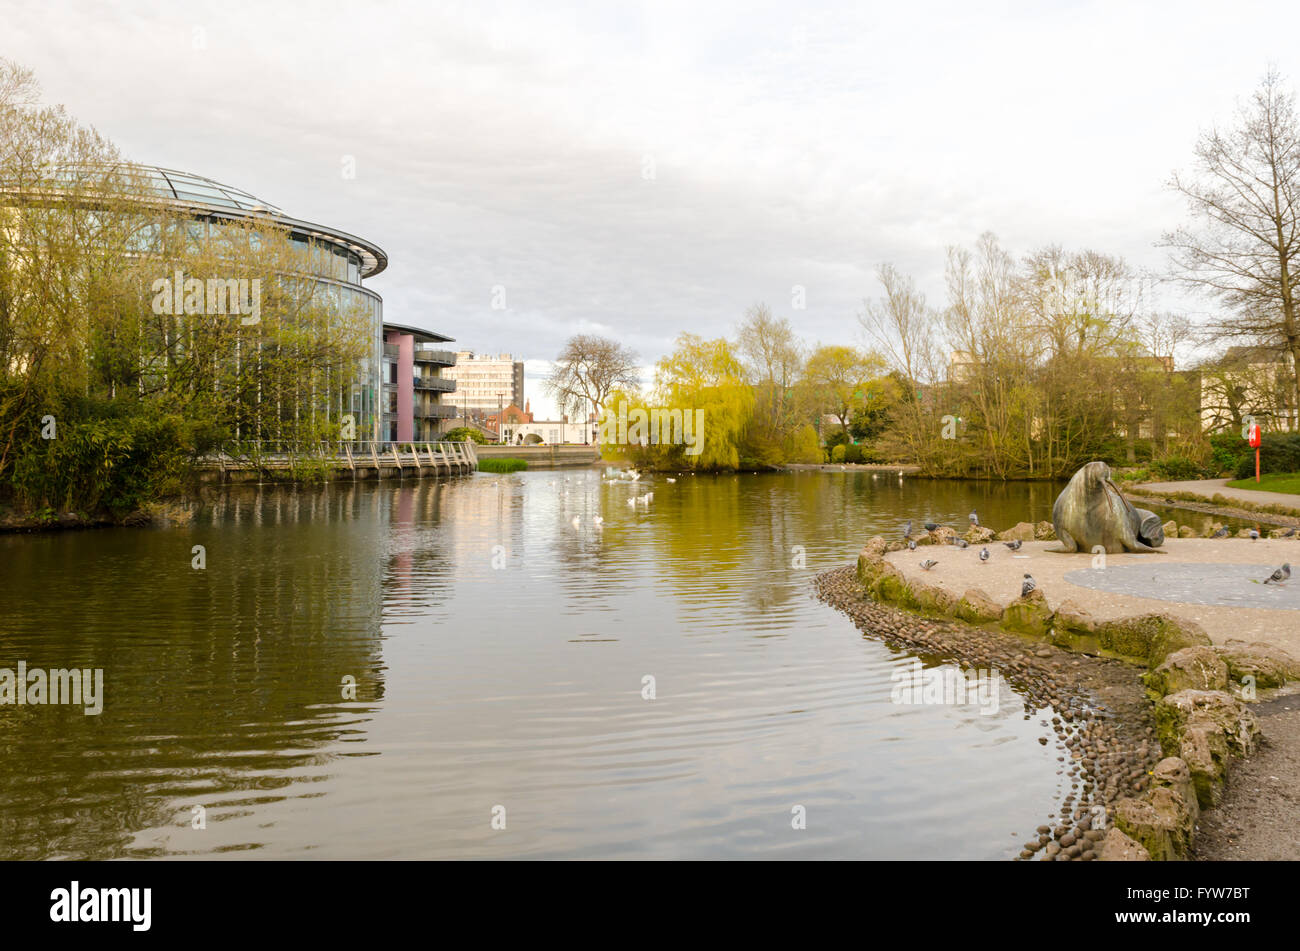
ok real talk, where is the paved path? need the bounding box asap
[1136,478,1300,511]
[885,538,1300,658]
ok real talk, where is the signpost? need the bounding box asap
[1247,423,1262,482]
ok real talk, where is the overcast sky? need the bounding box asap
[7,0,1300,415]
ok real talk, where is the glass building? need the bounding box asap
[26,165,456,444]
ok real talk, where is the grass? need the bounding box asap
[1226,472,1300,495]
[478,457,528,473]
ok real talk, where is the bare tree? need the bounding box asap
[1165,67,1300,430]
[544,334,640,417]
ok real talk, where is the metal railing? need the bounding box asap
[203,439,479,472]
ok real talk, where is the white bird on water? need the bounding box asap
[593,515,604,528]
[666,478,676,483]
[571,516,580,530]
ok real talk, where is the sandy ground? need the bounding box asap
[1138,478,1300,511]
[884,538,1300,658]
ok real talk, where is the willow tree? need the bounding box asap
[653,332,753,470]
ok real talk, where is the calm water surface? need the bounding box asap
[0,470,1232,859]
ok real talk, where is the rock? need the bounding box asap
[859,537,890,560]
[1098,826,1150,861]
[911,582,958,617]
[1150,756,1200,826]
[963,525,996,544]
[1162,520,1178,538]
[1177,525,1197,538]
[1002,588,1053,638]
[929,526,959,546]
[1114,796,1186,861]
[955,588,1002,624]
[1051,599,1102,654]
[997,521,1037,542]
[1215,641,1300,689]
[1155,690,1261,808]
[1094,614,1212,666]
[1142,646,1229,697]
[1034,520,1057,541]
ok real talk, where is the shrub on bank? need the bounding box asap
[444,427,488,444]
[478,457,528,473]
[1234,431,1300,479]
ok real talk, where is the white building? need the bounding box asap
[441,351,525,420]
[501,417,596,446]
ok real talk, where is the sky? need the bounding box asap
[6,0,1300,416]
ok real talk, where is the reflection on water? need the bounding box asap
[0,471,1107,859]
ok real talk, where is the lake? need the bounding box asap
[0,470,1232,859]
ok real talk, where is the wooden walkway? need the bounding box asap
[199,440,479,482]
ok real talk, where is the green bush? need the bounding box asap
[830,444,846,464]
[478,457,528,473]
[10,410,198,518]
[1150,455,1203,481]
[1234,431,1300,479]
[1209,431,1249,476]
[843,443,865,464]
[444,427,488,444]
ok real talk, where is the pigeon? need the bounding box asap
[903,520,913,538]
[923,521,939,532]
[908,539,917,551]
[1212,527,1229,538]
[920,559,938,571]
[954,538,969,549]
[979,547,990,564]
[1249,529,1260,541]
[1021,573,1036,597]
[969,510,979,526]
[1004,539,1022,552]
[1284,528,1297,538]
[1264,563,1291,585]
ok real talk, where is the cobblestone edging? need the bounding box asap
[818,532,1300,861]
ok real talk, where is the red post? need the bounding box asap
[1248,424,1262,482]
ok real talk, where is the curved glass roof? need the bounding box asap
[131,166,285,214]
[17,163,387,279]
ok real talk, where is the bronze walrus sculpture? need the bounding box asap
[1051,461,1164,554]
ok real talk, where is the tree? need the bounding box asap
[545,334,640,418]
[736,303,804,461]
[802,344,887,436]
[1165,68,1300,431]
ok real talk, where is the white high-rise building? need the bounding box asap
[441,351,525,420]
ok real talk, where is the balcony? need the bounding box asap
[414,376,456,393]
[383,343,400,358]
[414,348,456,366]
[417,403,458,419]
